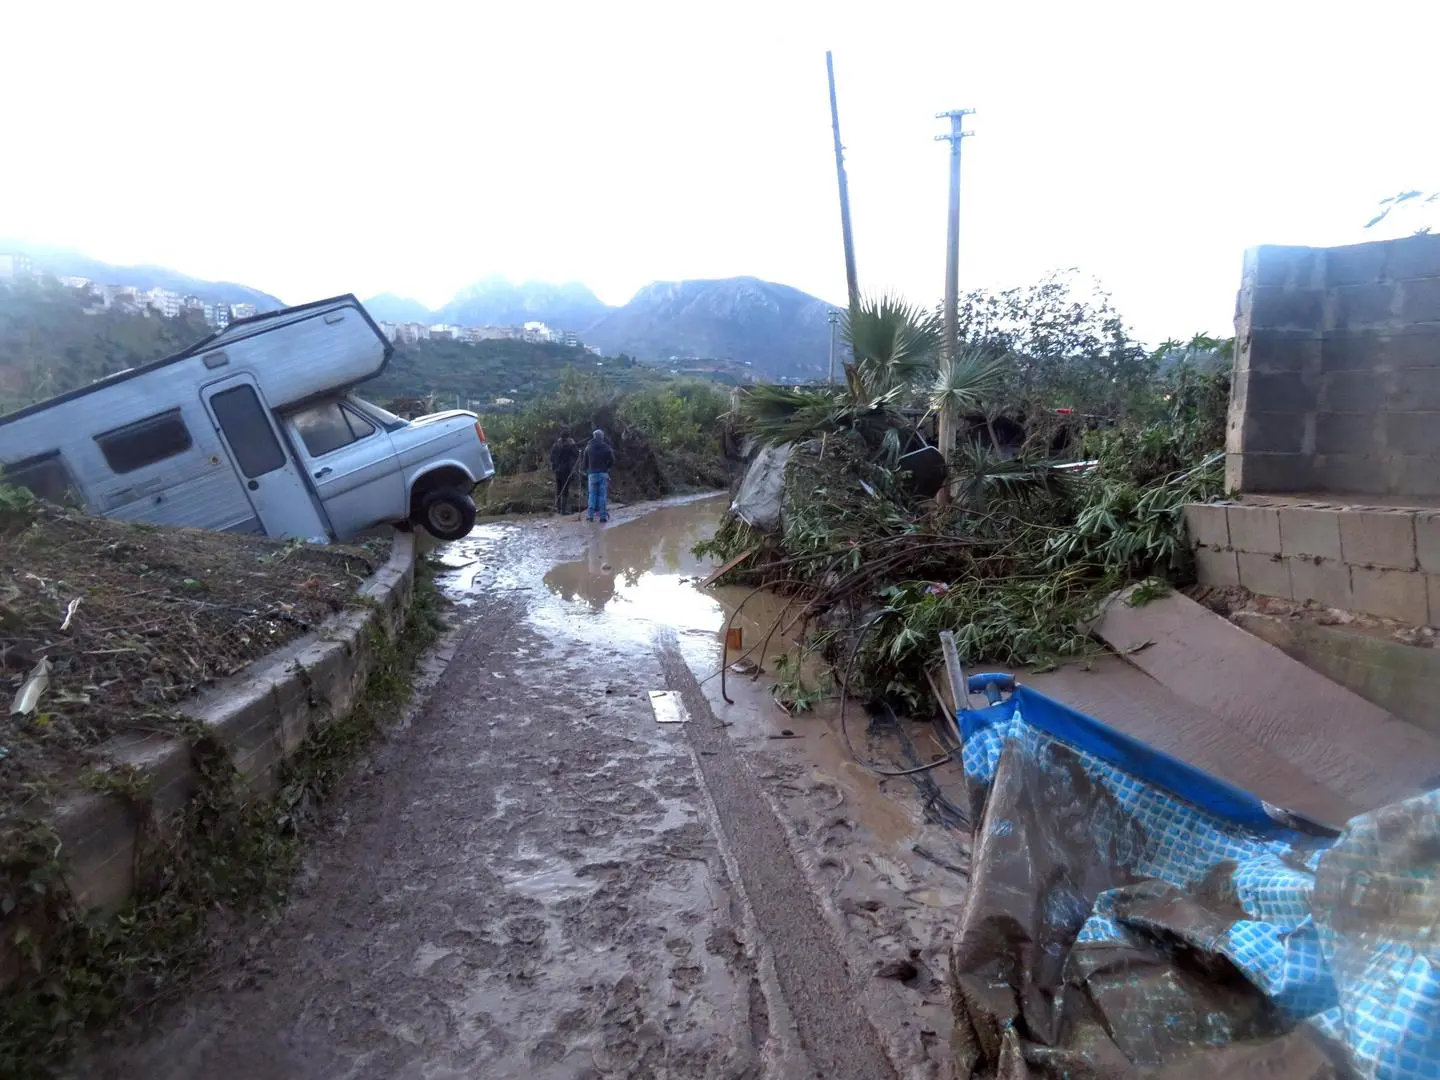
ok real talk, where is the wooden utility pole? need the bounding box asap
[935,108,974,504]
[826,51,860,310]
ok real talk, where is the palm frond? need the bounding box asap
[930,346,1008,414]
[844,294,942,397]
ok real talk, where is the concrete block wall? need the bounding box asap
[1227,234,1440,497]
[1186,500,1440,626]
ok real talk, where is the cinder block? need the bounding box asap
[1314,412,1379,456]
[1320,335,1380,374]
[1392,369,1440,412]
[1251,286,1325,330]
[1226,452,1314,494]
[1252,246,1323,290]
[1351,566,1429,624]
[1194,545,1240,587]
[1184,504,1230,548]
[1227,504,1283,554]
[1385,412,1440,457]
[1417,514,1440,574]
[1325,242,1389,287]
[1383,330,1440,369]
[1399,276,1440,323]
[1319,370,1390,412]
[1245,332,1322,375]
[1383,234,1440,281]
[1237,551,1293,599]
[1339,509,1418,569]
[1244,411,1309,454]
[1330,282,1398,330]
[1244,371,1318,413]
[1310,454,1387,496]
[1279,507,1342,559]
[1389,457,1440,499]
[1288,556,1353,610]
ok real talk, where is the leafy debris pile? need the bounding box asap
[0,495,387,815]
[699,416,1224,710]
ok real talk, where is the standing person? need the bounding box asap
[549,433,579,514]
[582,428,615,523]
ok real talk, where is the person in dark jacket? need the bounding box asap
[582,428,615,522]
[549,433,580,514]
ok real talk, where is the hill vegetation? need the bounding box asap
[362,337,658,410]
[477,372,737,514]
[0,281,213,414]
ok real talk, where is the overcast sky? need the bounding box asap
[4,1,1436,343]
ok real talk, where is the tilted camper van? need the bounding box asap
[0,295,495,541]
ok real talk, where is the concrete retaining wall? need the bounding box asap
[1227,234,1440,496]
[1186,499,1440,627]
[1,533,416,988]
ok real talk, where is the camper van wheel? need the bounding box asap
[419,489,477,541]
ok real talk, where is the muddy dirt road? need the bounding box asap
[84,495,972,1080]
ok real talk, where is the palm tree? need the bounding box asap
[740,295,940,450]
[928,344,1007,473]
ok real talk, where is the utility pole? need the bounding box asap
[826,51,860,309]
[827,309,841,386]
[935,108,974,504]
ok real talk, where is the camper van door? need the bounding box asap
[201,375,331,540]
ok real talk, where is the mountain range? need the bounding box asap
[364,275,841,378]
[2,241,285,311]
[1,239,841,379]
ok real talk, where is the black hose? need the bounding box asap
[837,607,962,778]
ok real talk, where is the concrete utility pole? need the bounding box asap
[827,309,841,386]
[935,108,974,504]
[936,108,975,376]
[826,51,860,310]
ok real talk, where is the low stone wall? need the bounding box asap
[1,532,416,986]
[1185,499,1440,627]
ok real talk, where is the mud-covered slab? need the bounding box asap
[1092,588,1440,811]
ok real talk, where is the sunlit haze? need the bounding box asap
[5,1,1437,343]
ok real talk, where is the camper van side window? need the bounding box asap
[210,386,286,477]
[2,451,76,502]
[94,410,193,474]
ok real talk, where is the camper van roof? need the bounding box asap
[0,294,389,429]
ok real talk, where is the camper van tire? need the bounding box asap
[419,488,477,541]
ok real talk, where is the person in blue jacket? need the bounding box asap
[582,428,615,523]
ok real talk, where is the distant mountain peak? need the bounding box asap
[584,276,839,376]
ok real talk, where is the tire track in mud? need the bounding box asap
[656,631,899,1080]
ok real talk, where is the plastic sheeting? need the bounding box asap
[731,442,792,531]
[953,684,1440,1079]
